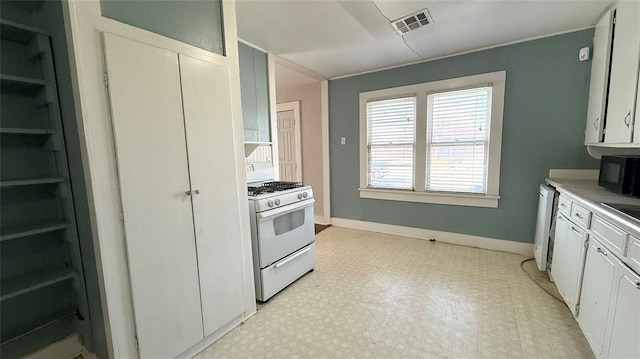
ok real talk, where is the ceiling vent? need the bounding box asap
[391,9,433,35]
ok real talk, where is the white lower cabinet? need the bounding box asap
[552,212,588,316]
[560,224,588,315]
[605,261,640,358]
[579,240,617,358]
[551,213,569,284]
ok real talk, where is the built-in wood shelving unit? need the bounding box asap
[0,6,92,357]
[1,267,76,301]
[1,220,69,242]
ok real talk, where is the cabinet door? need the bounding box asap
[606,264,640,359]
[585,10,613,145]
[179,54,246,336]
[578,240,616,357]
[606,1,640,144]
[559,225,588,316]
[239,43,258,142]
[551,213,569,285]
[103,34,204,358]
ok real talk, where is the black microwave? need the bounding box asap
[599,156,640,197]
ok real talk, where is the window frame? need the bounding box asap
[359,71,506,208]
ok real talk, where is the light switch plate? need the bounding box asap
[340,137,346,145]
[579,47,590,61]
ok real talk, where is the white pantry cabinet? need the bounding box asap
[579,240,617,358]
[605,262,640,358]
[585,10,613,145]
[104,33,245,358]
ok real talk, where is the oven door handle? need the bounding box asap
[257,199,315,221]
[273,247,312,269]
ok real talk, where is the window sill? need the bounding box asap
[358,188,500,208]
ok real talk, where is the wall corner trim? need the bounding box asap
[329,218,534,257]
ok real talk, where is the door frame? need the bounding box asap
[276,101,303,182]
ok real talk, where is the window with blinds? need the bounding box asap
[366,97,416,189]
[426,86,491,193]
[359,71,505,207]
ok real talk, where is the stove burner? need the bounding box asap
[247,181,304,197]
[263,181,303,190]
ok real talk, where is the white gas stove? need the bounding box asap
[246,163,316,301]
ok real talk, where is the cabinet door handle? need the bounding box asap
[596,247,608,256]
[560,203,567,208]
[571,226,581,234]
[636,281,640,289]
[185,189,200,196]
[624,111,631,127]
[575,213,583,219]
[594,117,599,129]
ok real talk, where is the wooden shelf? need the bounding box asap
[0,74,48,91]
[0,18,48,44]
[0,177,65,188]
[1,307,76,345]
[1,220,69,241]
[1,266,77,301]
[0,128,54,135]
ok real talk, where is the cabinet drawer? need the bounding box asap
[591,216,628,257]
[558,196,572,216]
[570,203,591,229]
[627,236,640,275]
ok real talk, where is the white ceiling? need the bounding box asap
[274,58,323,91]
[236,0,612,81]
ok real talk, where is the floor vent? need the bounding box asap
[391,9,433,35]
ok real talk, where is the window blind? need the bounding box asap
[426,86,491,193]
[366,97,416,189]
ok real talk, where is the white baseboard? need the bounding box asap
[314,215,329,225]
[24,334,84,359]
[329,217,533,257]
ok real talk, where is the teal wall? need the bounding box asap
[100,0,224,55]
[329,30,599,243]
[239,42,271,142]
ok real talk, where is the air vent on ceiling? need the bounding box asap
[391,9,433,35]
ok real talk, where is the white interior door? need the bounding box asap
[179,54,246,336]
[103,33,204,358]
[277,102,302,182]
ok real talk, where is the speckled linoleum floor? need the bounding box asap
[195,227,593,359]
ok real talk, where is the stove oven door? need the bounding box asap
[256,199,315,268]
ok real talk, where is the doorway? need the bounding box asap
[276,101,302,182]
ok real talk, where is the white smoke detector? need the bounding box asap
[391,9,433,35]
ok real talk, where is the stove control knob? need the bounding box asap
[267,200,274,208]
[274,199,281,206]
[303,192,308,198]
[298,193,304,199]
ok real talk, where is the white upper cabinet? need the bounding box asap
[604,1,640,144]
[585,10,613,145]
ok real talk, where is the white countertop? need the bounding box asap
[546,177,640,237]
